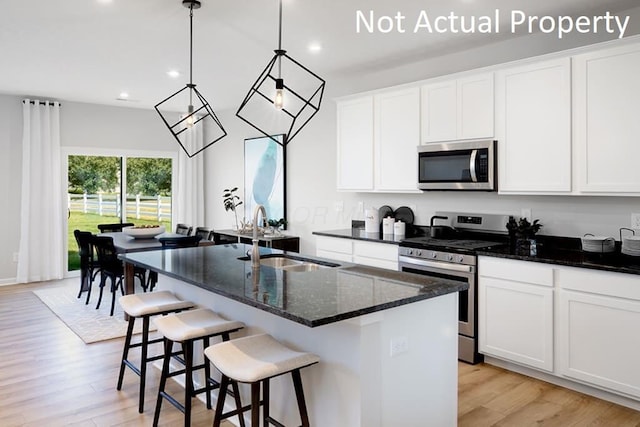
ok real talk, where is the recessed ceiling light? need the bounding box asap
[167,70,181,78]
[308,43,322,53]
[118,92,129,99]
[97,0,113,4]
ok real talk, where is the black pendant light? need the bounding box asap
[155,0,226,158]
[236,0,325,146]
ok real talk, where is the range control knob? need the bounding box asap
[416,250,422,256]
[457,255,465,263]
[447,254,454,261]
[431,252,437,259]
[407,249,413,256]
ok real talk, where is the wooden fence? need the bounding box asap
[68,193,171,221]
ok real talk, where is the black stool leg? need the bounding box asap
[263,378,270,426]
[117,316,136,390]
[213,374,230,427]
[232,380,246,427]
[251,382,260,427]
[203,337,212,410]
[138,315,150,413]
[292,369,310,427]
[184,340,194,427]
[153,338,173,427]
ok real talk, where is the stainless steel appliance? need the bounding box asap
[418,139,496,191]
[398,212,509,363]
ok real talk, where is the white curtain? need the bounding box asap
[16,100,64,283]
[175,123,205,229]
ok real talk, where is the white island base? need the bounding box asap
[159,276,459,427]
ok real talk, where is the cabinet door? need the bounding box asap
[316,236,353,263]
[374,88,420,192]
[337,97,374,191]
[479,276,554,371]
[559,290,640,398]
[574,43,640,194]
[353,240,398,270]
[421,81,457,143]
[496,58,572,193]
[457,73,494,140]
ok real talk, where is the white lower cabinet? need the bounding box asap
[478,257,554,371]
[557,267,640,399]
[315,236,398,270]
[480,256,640,401]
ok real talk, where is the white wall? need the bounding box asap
[0,96,177,283]
[0,96,25,283]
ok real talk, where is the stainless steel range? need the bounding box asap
[398,212,510,364]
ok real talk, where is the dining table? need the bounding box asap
[101,231,213,296]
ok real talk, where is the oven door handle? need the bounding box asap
[398,256,474,274]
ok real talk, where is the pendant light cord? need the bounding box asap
[277,0,282,78]
[189,4,194,105]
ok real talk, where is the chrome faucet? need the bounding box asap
[251,204,267,268]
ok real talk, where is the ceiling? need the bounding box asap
[0,0,637,110]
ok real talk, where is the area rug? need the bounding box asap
[33,279,151,344]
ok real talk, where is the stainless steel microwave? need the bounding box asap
[417,140,496,191]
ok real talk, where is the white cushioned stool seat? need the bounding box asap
[118,291,194,317]
[205,333,320,383]
[151,308,245,426]
[154,308,244,342]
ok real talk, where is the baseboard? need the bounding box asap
[484,356,640,411]
[0,278,17,286]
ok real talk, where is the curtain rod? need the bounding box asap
[22,100,61,106]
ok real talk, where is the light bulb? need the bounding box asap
[274,78,284,110]
[185,104,195,128]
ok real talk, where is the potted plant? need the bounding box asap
[506,217,543,255]
[222,187,243,231]
[266,218,287,235]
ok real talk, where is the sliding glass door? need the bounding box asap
[66,153,174,272]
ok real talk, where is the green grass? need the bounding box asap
[68,212,171,271]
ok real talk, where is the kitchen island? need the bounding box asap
[120,244,466,426]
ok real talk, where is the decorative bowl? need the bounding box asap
[122,225,165,239]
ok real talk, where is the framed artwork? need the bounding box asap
[244,134,286,228]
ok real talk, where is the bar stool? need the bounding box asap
[117,291,195,413]
[152,308,245,427]
[205,333,320,427]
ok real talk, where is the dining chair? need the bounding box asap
[91,235,146,316]
[73,230,100,303]
[194,227,214,242]
[144,235,203,292]
[175,223,193,236]
[97,222,135,233]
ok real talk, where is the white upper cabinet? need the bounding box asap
[421,73,494,143]
[336,96,374,191]
[496,58,572,194]
[374,87,420,192]
[336,88,420,193]
[574,42,640,194]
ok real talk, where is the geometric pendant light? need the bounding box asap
[155,0,226,158]
[236,0,325,147]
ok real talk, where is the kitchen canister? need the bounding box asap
[365,208,380,233]
[394,220,406,237]
[382,217,395,235]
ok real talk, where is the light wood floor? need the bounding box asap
[2,281,640,426]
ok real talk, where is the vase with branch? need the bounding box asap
[223,187,243,231]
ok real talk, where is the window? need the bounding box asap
[65,150,176,272]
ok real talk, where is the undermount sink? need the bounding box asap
[238,254,340,271]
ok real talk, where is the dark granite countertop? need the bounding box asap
[312,228,403,245]
[479,236,640,276]
[119,244,466,327]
